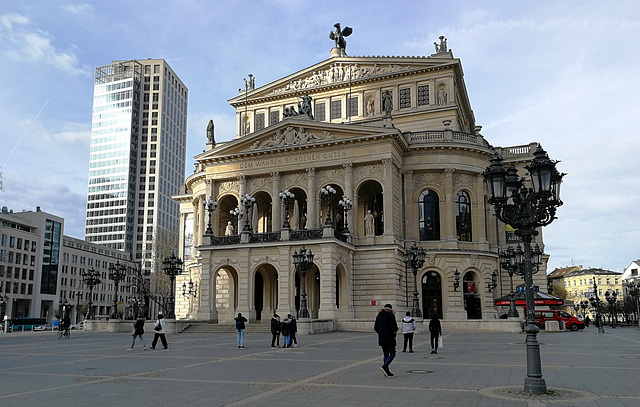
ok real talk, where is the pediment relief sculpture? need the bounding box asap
[250,126,334,150]
[271,62,413,95]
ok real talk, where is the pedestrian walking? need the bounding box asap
[401,311,416,353]
[374,304,398,378]
[270,314,281,348]
[128,316,147,351]
[150,313,168,349]
[281,316,292,348]
[428,313,442,354]
[235,312,248,349]
[288,314,298,347]
[584,315,591,327]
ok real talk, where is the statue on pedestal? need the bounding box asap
[206,119,215,144]
[329,23,353,54]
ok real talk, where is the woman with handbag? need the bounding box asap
[128,316,147,351]
[150,313,168,349]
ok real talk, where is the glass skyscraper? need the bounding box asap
[86,59,187,274]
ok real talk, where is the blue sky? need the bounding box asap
[1,1,638,273]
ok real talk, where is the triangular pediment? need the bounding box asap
[228,55,461,106]
[196,118,402,163]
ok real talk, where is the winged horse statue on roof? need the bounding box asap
[329,23,353,55]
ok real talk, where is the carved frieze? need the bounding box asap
[249,176,273,191]
[251,256,279,267]
[271,63,413,95]
[283,172,307,187]
[212,257,240,266]
[355,164,383,181]
[453,173,474,188]
[218,180,240,195]
[250,126,335,150]
[413,172,443,187]
[318,168,344,185]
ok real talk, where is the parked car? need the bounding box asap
[33,324,53,331]
[535,310,585,331]
[71,321,84,330]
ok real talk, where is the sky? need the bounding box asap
[0,1,638,274]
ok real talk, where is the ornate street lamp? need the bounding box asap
[404,242,426,318]
[338,196,353,234]
[604,290,617,329]
[240,194,256,232]
[453,269,460,291]
[484,145,564,395]
[162,253,184,319]
[81,268,102,320]
[279,189,295,229]
[320,185,336,226]
[487,271,498,292]
[500,246,520,317]
[589,278,605,334]
[230,206,242,234]
[625,280,640,330]
[203,197,218,235]
[579,300,589,320]
[292,246,314,318]
[108,261,128,319]
[182,279,198,298]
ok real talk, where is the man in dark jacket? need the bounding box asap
[374,304,398,377]
[429,313,442,354]
[270,314,281,348]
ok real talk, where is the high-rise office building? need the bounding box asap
[85,59,188,274]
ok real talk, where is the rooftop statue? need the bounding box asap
[206,119,215,144]
[434,36,448,53]
[329,23,353,53]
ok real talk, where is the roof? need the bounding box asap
[547,266,581,279]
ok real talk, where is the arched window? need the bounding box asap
[456,190,472,241]
[419,189,440,241]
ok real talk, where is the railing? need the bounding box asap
[291,229,323,241]
[405,130,490,148]
[209,235,241,245]
[249,232,281,243]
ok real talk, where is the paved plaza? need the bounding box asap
[0,325,639,407]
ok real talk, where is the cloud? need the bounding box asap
[62,3,93,15]
[0,12,88,77]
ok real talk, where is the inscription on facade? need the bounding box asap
[239,150,348,169]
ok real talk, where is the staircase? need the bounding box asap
[180,321,272,334]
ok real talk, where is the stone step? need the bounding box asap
[181,322,272,334]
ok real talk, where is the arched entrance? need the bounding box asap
[422,270,442,319]
[215,266,238,323]
[253,264,278,322]
[463,271,482,319]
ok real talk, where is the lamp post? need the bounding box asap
[625,280,639,330]
[404,242,426,318]
[230,206,242,234]
[604,290,617,329]
[240,194,256,232]
[182,279,198,298]
[453,269,460,291]
[292,246,314,318]
[338,196,353,234]
[162,253,184,319]
[500,246,520,317]
[487,271,498,292]
[589,278,605,334]
[484,145,564,395]
[579,300,589,320]
[108,261,128,319]
[203,197,218,235]
[279,189,295,229]
[320,185,336,226]
[81,268,102,320]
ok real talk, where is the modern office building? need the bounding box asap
[85,59,188,277]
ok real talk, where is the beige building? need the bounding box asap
[173,36,549,330]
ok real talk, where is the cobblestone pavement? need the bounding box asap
[1,325,638,406]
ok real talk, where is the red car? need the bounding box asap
[535,310,585,331]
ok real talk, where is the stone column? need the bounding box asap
[271,172,281,230]
[382,158,394,236]
[192,198,200,248]
[318,244,338,319]
[198,195,206,243]
[405,170,415,241]
[443,168,457,245]
[306,168,318,229]
[473,173,488,245]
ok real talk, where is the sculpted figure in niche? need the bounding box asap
[366,97,375,116]
[437,88,447,105]
[225,221,235,236]
[206,119,215,144]
[382,90,393,116]
[364,210,375,236]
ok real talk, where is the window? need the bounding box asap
[455,190,472,241]
[331,100,341,120]
[270,110,279,126]
[399,88,411,108]
[418,85,429,106]
[419,189,440,241]
[255,113,265,131]
[315,102,326,121]
[347,97,358,117]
